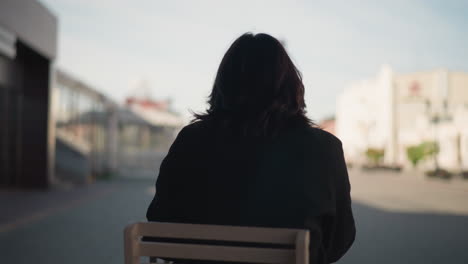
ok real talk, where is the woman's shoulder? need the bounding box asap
[292,124,342,150]
[177,121,342,148]
[179,120,204,132]
[175,120,215,142]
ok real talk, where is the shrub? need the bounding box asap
[406,141,439,167]
[365,148,385,166]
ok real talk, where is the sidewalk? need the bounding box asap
[349,168,468,216]
[0,178,152,264]
[0,181,116,233]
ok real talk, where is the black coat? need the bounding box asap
[146,120,355,264]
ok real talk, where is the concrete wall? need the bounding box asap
[0,0,57,59]
[55,138,90,184]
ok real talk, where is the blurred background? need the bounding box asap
[1,0,467,263]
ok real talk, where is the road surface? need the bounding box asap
[1,170,467,264]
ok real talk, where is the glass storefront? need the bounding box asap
[53,71,110,181]
[53,71,183,181]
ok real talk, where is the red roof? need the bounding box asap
[125,97,168,111]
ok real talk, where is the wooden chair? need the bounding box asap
[124,222,310,264]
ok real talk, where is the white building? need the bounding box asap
[336,65,468,171]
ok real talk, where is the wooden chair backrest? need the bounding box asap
[124,222,309,264]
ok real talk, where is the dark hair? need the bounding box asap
[193,32,314,137]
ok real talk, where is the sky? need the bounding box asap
[40,0,468,121]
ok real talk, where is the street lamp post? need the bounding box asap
[427,99,450,173]
[426,99,440,171]
[431,114,440,171]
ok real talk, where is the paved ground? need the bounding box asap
[0,179,154,264]
[350,168,468,215]
[341,168,468,264]
[1,170,468,264]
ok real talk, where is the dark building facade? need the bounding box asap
[0,0,57,188]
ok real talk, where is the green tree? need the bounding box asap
[406,141,439,167]
[365,148,385,166]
